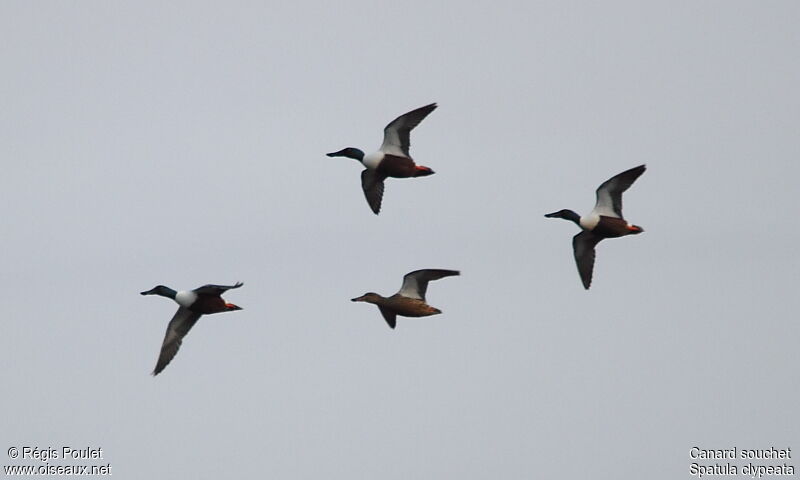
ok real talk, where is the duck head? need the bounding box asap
[140,285,177,299]
[327,147,365,162]
[351,292,383,304]
[544,209,581,226]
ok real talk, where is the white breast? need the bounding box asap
[579,213,600,230]
[362,151,384,170]
[175,290,198,308]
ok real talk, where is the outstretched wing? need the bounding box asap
[398,269,460,301]
[593,165,646,218]
[379,103,437,157]
[193,282,244,296]
[361,169,386,214]
[153,307,202,376]
[378,306,397,329]
[572,231,602,290]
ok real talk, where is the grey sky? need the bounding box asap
[2,1,798,478]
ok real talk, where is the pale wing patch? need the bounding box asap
[592,187,620,218]
[398,269,459,300]
[593,165,646,218]
[379,130,406,157]
[379,103,437,157]
[398,274,424,300]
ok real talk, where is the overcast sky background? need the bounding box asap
[2,1,798,478]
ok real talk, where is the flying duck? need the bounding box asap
[545,165,646,289]
[140,282,243,375]
[351,269,459,329]
[327,103,437,214]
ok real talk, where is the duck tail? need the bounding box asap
[413,165,435,177]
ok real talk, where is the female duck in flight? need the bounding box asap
[351,269,459,329]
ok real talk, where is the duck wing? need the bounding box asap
[592,165,646,218]
[152,307,202,376]
[378,306,397,329]
[361,169,386,214]
[398,269,460,301]
[572,231,603,290]
[379,103,437,156]
[193,282,243,296]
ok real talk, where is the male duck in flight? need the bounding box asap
[351,269,459,329]
[545,165,646,290]
[140,282,243,375]
[327,103,437,214]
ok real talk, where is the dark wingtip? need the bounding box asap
[627,164,647,177]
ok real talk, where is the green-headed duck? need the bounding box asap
[545,165,646,289]
[140,282,243,375]
[327,103,437,214]
[351,269,459,329]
